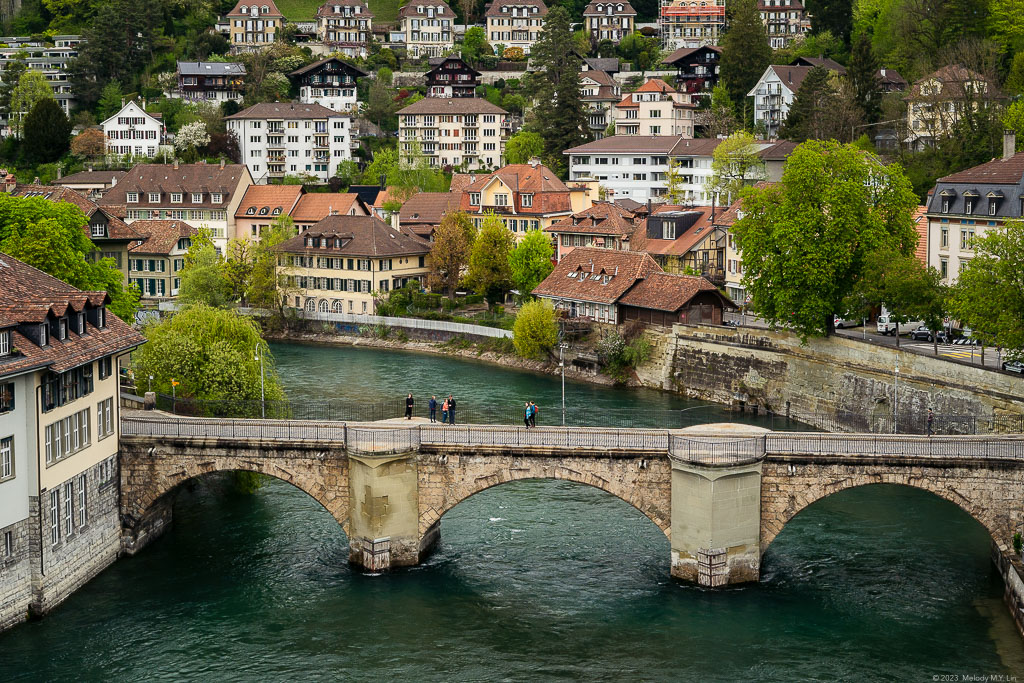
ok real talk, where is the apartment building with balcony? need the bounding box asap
[397,0,455,58]
[424,56,480,98]
[101,101,164,159]
[226,0,285,52]
[275,215,431,314]
[398,97,509,170]
[485,0,548,55]
[98,161,253,253]
[0,254,144,632]
[612,78,695,137]
[747,64,836,139]
[660,0,724,51]
[127,221,197,299]
[288,57,367,113]
[317,1,374,58]
[580,69,621,138]
[0,35,82,130]
[663,45,720,102]
[172,61,246,102]
[582,0,636,42]
[226,102,354,184]
[925,134,1023,284]
[758,0,810,49]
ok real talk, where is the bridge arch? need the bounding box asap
[760,468,1016,554]
[419,459,672,538]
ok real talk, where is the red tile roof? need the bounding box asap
[235,184,304,218]
[906,64,1001,101]
[938,152,1024,184]
[0,252,145,377]
[292,192,364,222]
[10,184,142,242]
[128,221,198,256]
[276,215,430,257]
[399,192,462,234]
[633,206,717,256]
[461,163,575,215]
[618,271,724,312]
[545,202,636,236]
[533,247,660,304]
[100,163,249,210]
[227,0,284,17]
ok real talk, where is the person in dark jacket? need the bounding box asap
[429,395,437,423]
[405,393,414,419]
[529,401,537,428]
[448,395,456,425]
[524,402,531,428]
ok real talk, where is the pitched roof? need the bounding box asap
[663,45,721,65]
[907,64,999,102]
[398,0,454,19]
[99,163,249,209]
[100,100,160,128]
[461,163,575,215]
[128,221,198,255]
[582,0,636,15]
[54,170,127,186]
[316,0,375,18]
[288,57,369,79]
[632,206,717,256]
[878,68,907,88]
[226,102,346,119]
[581,69,615,86]
[766,65,816,92]
[235,184,304,219]
[545,202,636,236]
[938,152,1024,184]
[533,247,660,304]
[177,61,246,77]
[584,57,620,73]
[227,0,284,17]
[791,56,846,75]
[425,55,482,78]
[0,252,145,377]
[450,173,479,193]
[399,192,461,228]
[291,192,363,222]
[618,271,724,312]
[276,215,430,256]
[10,184,141,242]
[398,97,507,115]
[911,206,928,264]
[635,78,676,94]
[485,0,548,17]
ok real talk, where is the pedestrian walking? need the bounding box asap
[429,395,437,423]
[448,395,457,425]
[529,401,537,428]
[524,402,531,428]
[405,393,414,420]
[441,398,449,424]
[927,408,934,436]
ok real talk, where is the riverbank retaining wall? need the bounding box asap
[635,324,1024,431]
[993,544,1024,639]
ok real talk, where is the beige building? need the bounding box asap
[397,97,509,170]
[317,0,374,58]
[582,0,635,42]
[613,78,695,137]
[226,0,285,52]
[660,0,725,52]
[485,0,548,55]
[275,215,431,314]
[905,65,1001,150]
[128,221,198,299]
[397,0,455,58]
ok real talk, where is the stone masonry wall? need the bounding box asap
[0,515,34,631]
[635,324,1024,430]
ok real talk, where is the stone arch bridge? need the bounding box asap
[119,413,1024,594]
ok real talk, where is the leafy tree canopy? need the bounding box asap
[468,213,514,308]
[508,228,554,301]
[513,299,558,359]
[505,131,545,164]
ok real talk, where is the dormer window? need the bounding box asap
[246,206,257,215]
[0,330,10,356]
[171,193,183,203]
[77,312,85,334]
[177,237,192,250]
[989,199,997,216]
[521,194,533,208]
[965,199,973,215]
[259,207,269,215]
[942,199,949,213]
[470,192,480,205]
[241,4,248,12]
[127,192,139,203]
[192,193,203,203]
[40,323,49,347]
[58,317,68,341]
[272,207,281,215]
[148,192,160,203]
[90,223,106,238]
[212,193,223,203]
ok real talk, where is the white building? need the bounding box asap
[397,0,455,58]
[226,102,354,184]
[613,77,695,137]
[397,97,509,171]
[485,0,548,55]
[582,0,636,42]
[288,57,367,113]
[101,101,163,159]
[0,35,83,130]
[564,135,794,204]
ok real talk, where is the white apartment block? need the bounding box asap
[226,102,354,184]
[397,98,509,171]
[0,35,82,129]
[317,0,374,58]
[397,0,455,58]
[485,0,548,55]
[101,101,163,158]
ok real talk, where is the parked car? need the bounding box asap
[910,326,949,343]
[834,315,860,329]
[1002,360,1024,374]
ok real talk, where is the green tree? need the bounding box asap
[10,69,54,137]
[248,215,297,318]
[468,214,514,309]
[461,26,491,64]
[1006,52,1024,96]
[333,160,361,189]
[948,221,1024,359]
[364,78,397,130]
[705,84,738,138]
[847,33,881,123]
[0,55,28,123]
[665,159,685,203]
[0,194,138,320]
[23,99,72,164]
[778,66,836,142]
[617,33,662,73]
[1002,101,1024,153]
[709,131,765,202]
[428,211,476,299]
[179,238,232,308]
[732,140,919,339]
[528,6,590,175]
[96,81,124,123]
[223,238,254,306]
[132,304,286,404]
[805,0,853,45]
[513,299,558,359]
[505,131,545,164]
[719,0,771,122]
[508,228,554,301]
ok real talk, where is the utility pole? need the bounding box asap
[256,345,265,419]
[559,342,567,426]
[893,357,899,434]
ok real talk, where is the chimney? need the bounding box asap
[219,157,225,169]
[1004,130,1016,160]
[880,68,887,78]
[528,156,541,167]
[173,158,179,169]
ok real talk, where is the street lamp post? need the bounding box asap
[255,345,266,419]
[559,342,568,426]
[893,357,899,434]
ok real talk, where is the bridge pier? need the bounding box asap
[670,459,763,586]
[347,452,433,571]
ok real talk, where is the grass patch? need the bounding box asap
[274,0,401,22]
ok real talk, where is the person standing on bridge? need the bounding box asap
[529,401,537,428]
[524,402,532,428]
[406,393,414,420]
[448,395,457,425]
[441,397,449,424]
[927,408,934,436]
[429,395,437,423]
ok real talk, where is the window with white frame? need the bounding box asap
[127,192,139,203]
[63,481,74,536]
[77,474,87,526]
[97,398,114,439]
[191,193,203,203]
[0,436,12,481]
[50,490,60,544]
[148,192,160,203]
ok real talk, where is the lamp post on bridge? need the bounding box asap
[255,344,266,419]
[893,357,899,434]
[559,342,568,426]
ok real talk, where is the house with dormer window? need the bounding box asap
[398,0,455,58]
[425,56,481,98]
[317,0,374,58]
[128,221,199,298]
[544,202,639,261]
[925,132,1023,284]
[905,64,1002,150]
[288,57,368,113]
[0,253,144,632]
[582,0,635,42]
[613,78,695,137]
[485,0,548,55]
[580,70,620,138]
[172,61,247,102]
[100,101,164,159]
[226,0,285,52]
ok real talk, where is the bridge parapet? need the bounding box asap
[765,432,1024,460]
[347,426,421,455]
[668,434,766,466]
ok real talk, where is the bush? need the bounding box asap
[513,300,558,359]
[598,331,652,382]
[465,294,485,305]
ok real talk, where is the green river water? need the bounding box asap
[2,341,1023,681]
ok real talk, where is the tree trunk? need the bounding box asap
[894,321,900,348]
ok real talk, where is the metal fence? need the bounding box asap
[670,435,766,465]
[419,425,669,451]
[765,433,1024,460]
[298,310,513,338]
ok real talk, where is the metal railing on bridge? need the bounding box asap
[765,433,1024,460]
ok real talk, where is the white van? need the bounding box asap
[876,307,924,336]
